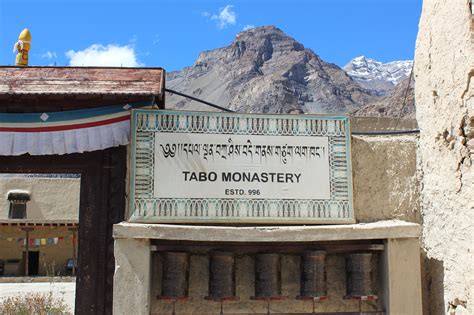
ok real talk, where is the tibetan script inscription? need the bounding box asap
[130,110,354,224]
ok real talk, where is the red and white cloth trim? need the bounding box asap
[0,101,152,156]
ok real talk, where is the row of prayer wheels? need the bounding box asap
[158,251,376,301]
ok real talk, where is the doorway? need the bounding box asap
[0,146,127,314]
[27,251,39,276]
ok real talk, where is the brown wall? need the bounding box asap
[0,226,76,276]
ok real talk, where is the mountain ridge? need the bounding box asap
[344,56,413,95]
[166,26,415,118]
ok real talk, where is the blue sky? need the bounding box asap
[0,0,422,71]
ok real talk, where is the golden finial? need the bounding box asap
[13,28,32,66]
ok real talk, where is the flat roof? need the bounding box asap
[0,66,164,96]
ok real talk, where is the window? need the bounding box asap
[6,190,30,219]
[9,202,27,219]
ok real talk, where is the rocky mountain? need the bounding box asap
[344,56,413,96]
[167,26,375,114]
[166,26,415,119]
[352,76,415,119]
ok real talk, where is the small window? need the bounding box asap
[6,190,30,219]
[9,202,27,219]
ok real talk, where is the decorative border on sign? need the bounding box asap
[133,198,351,221]
[130,110,354,224]
[134,110,347,136]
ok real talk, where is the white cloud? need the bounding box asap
[65,44,142,67]
[153,34,160,45]
[242,24,255,31]
[129,35,138,44]
[211,5,236,29]
[41,51,57,59]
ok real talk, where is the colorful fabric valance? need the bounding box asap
[0,101,153,156]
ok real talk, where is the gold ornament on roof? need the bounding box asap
[13,28,31,66]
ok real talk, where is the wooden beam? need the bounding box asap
[0,67,164,96]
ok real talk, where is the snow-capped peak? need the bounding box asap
[344,56,413,86]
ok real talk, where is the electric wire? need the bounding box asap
[164,88,420,135]
[164,88,234,112]
[394,62,415,130]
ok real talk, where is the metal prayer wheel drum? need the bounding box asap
[345,253,375,296]
[300,250,327,297]
[208,252,235,298]
[255,253,281,297]
[161,252,189,297]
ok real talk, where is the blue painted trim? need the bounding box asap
[0,100,153,123]
[345,117,354,218]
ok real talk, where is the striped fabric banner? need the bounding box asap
[0,100,153,156]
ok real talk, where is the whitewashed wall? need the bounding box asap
[0,176,80,221]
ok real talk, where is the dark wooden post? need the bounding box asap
[21,227,34,276]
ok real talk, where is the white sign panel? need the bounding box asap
[154,133,330,200]
[130,110,354,224]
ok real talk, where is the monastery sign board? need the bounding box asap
[129,110,354,224]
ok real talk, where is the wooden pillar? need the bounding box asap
[21,227,34,276]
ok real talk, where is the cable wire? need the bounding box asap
[165,88,234,112]
[165,88,420,135]
[394,62,415,130]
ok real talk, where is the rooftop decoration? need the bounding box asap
[13,28,31,66]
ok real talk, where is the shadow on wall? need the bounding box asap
[422,255,445,315]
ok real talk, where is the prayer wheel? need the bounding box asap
[254,253,281,298]
[345,253,375,297]
[300,250,327,297]
[208,251,235,299]
[161,252,189,298]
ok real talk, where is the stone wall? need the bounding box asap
[415,0,474,313]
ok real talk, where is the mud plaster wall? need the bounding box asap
[415,0,474,313]
[0,227,76,276]
[0,177,80,221]
[352,135,420,224]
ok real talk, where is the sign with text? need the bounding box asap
[130,110,354,224]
